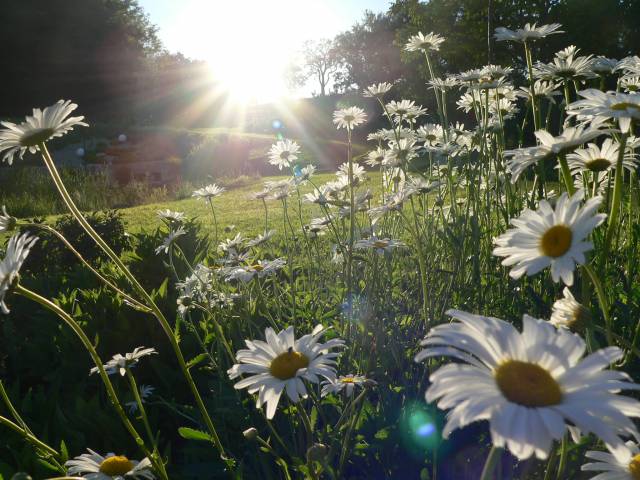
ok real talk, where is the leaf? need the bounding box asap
[374,427,390,440]
[186,353,208,369]
[60,439,69,462]
[178,426,212,442]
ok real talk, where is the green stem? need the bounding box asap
[479,446,501,480]
[603,132,629,258]
[582,264,612,345]
[0,414,60,459]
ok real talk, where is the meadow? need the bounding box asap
[3,21,640,480]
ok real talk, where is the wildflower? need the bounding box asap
[567,89,640,133]
[416,309,640,460]
[337,162,366,184]
[155,228,186,255]
[592,57,621,76]
[494,23,564,43]
[246,230,276,248]
[386,139,419,166]
[228,325,344,419]
[218,233,245,254]
[582,442,640,478]
[493,192,606,286]
[304,187,330,205]
[90,347,157,376]
[365,147,390,167]
[224,258,286,282]
[386,99,418,118]
[417,124,445,145]
[367,130,387,143]
[0,206,16,233]
[567,138,637,174]
[293,164,316,185]
[268,139,301,170]
[333,107,367,130]
[156,209,185,223]
[65,449,154,479]
[321,375,374,397]
[125,385,155,414]
[250,189,271,200]
[192,183,225,200]
[550,287,592,332]
[0,100,88,165]
[0,233,37,314]
[505,124,613,182]
[534,46,595,80]
[620,76,640,93]
[363,82,393,98]
[355,237,405,254]
[429,77,459,91]
[517,80,561,101]
[404,32,445,52]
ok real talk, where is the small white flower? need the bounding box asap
[224,258,287,282]
[65,449,154,479]
[0,100,88,165]
[550,287,591,332]
[567,137,637,174]
[90,347,157,376]
[0,233,37,314]
[218,233,245,254]
[0,206,16,233]
[494,23,563,43]
[247,230,276,248]
[321,374,374,397]
[404,31,445,52]
[333,107,367,130]
[567,89,640,133]
[620,76,640,93]
[493,192,606,286]
[192,184,225,200]
[534,46,595,80]
[365,147,390,167]
[155,227,186,255]
[355,237,405,254]
[582,441,640,479]
[268,139,301,170]
[156,209,185,223]
[416,309,640,461]
[228,325,344,419]
[363,82,393,98]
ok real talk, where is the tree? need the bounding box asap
[289,39,343,97]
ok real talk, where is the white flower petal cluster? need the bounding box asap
[65,449,154,479]
[0,233,37,314]
[90,347,157,376]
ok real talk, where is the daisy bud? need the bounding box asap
[306,443,328,463]
[243,427,258,441]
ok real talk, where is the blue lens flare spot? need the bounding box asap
[272,119,282,129]
[416,423,436,437]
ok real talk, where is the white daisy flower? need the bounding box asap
[0,233,37,314]
[268,139,301,170]
[582,441,640,479]
[65,449,154,479]
[592,57,621,76]
[0,206,16,233]
[567,89,640,133]
[90,347,157,376]
[386,139,419,166]
[365,147,390,167]
[228,325,344,419]
[493,192,606,285]
[250,189,271,200]
[493,23,563,43]
[246,230,276,248]
[192,183,225,200]
[429,76,459,91]
[367,130,387,142]
[550,287,591,332]
[505,124,613,182]
[567,137,637,174]
[354,237,405,254]
[218,233,245,254]
[224,258,286,283]
[154,227,186,255]
[386,99,419,118]
[404,31,445,52]
[156,209,185,223]
[416,309,640,461]
[517,80,561,102]
[293,164,316,185]
[534,46,595,80]
[417,124,445,145]
[333,107,367,130]
[620,76,640,93]
[125,385,155,414]
[363,82,393,98]
[0,100,88,165]
[321,374,375,397]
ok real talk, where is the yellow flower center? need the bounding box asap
[629,454,640,479]
[585,158,612,172]
[373,240,389,248]
[269,350,309,380]
[280,151,290,159]
[251,264,264,272]
[340,377,356,383]
[540,225,573,258]
[20,128,54,147]
[611,102,640,111]
[100,456,134,476]
[495,360,562,407]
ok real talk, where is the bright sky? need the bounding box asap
[138,0,391,103]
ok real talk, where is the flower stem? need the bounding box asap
[603,132,629,258]
[479,446,501,480]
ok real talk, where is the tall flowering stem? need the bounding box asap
[603,132,629,258]
[38,144,230,464]
[479,446,502,480]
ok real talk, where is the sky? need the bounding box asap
[138,0,391,102]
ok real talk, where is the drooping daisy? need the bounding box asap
[0,100,88,165]
[65,449,154,479]
[333,107,367,130]
[363,82,393,98]
[567,138,637,175]
[550,287,591,332]
[567,89,640,133]
[0,233,37,314]
[354,237,405,254]
[223,258,287,283]
[517,80,561,102]
[228,325,344,419]
[582,442,640,479]
[416,309,640,461]
[493,192,606,285]
[154,227,186,255]
[246,230,276,248]
[192,183,225,200]
[268,139,301,170]
[321,374,375,397]
[592,57,621,76]
[0,206,16,233]
[156,209,185,223]
[494,23,564,43]
[534,46,595,81]
[90,347,157,376]
[505,124,612,182]
[404,32,445,52]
